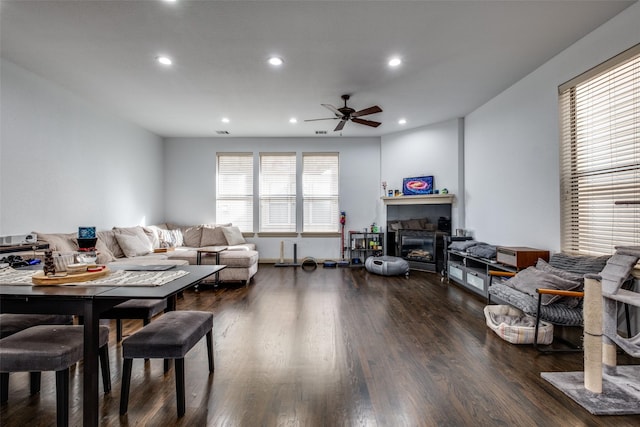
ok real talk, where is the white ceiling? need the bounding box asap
[0,0,635,138]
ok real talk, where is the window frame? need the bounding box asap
[215,153,254,233]
[302,152,340,233]
[559,43,640,256]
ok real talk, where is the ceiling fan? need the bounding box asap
[305,94,382,131]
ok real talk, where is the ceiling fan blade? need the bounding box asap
[304,117,338,122]
[334,120,347,131]
[351,117,381,128]
[321,104,342,116]
[352,105,382,117]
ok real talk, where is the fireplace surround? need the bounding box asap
[384,195,453,272]
[398,229,437,271]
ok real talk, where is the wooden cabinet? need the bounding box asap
[348,232,384,265]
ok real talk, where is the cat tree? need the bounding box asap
[542,247,640,415]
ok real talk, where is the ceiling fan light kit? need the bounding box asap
[305,94,382,132]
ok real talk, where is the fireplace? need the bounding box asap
[383,194,454,273]
[398,230,437,272]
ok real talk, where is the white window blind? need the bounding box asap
[216,154,253,232]
[559,44,640,256]
[260,154,296,232]
[303,153,339,232]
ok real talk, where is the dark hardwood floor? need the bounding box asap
[2,264,639,426]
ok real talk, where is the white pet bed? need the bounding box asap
[484,305,553,345]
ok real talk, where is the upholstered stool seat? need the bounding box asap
[365,255,410,276]
[0,314,75,395]
[101,298,167,342]
[120,310,214,417]
[0,314,74,339]
[0,325,111,427]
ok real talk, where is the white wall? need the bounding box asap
[464,3,640,251]
[380,118,463,230]
[0,59,165,235]
[163,137,380,260]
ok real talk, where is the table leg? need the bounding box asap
[215,252,221,285]
[82,300,100,427]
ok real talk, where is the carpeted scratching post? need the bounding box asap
[583,275,602,393]
[542,246,640,415]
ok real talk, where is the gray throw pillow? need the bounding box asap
[506,266,582,306]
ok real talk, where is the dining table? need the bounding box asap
[0,264,224,427]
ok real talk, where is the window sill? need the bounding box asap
[300,232,341,238]
[256,232,299,238]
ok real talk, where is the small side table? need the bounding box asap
[196,246,227,286]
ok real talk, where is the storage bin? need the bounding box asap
[484,305,553,345]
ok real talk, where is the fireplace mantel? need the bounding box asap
[381,194,454,206]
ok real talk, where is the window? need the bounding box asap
[260,153,296,232]
[216,153,253,232]
[303,153,339,232]
[559,44,640,256]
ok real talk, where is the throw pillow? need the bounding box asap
[114,233,152,258]
[548,253,610,275]
[536,258,584,282]
[34,232,78,252]
[180,225,203,247]
[506,266,582,306]
[95,238,116,263]
[200,226,228,247]
[157,228,183,247]
[97,230,125,259]
[221,226,246,246]
[113,226,153,253]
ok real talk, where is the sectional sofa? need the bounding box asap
[34,223,259,284]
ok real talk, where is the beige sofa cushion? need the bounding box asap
[35,231,116,264]
[200,226,227,246]
[97,230,124,259]
[180,225,203,247]
[221,226,245,245]
[218,250,259,268]
[115,233,152,258]
[34,232,78,252]
[113,226,153,252]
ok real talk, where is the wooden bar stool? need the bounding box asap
[119,311,214,417]
[0,325,111,427]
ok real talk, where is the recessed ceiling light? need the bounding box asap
[268,56,284,66]
[388,57,402,67]
[289,118,298,124]
[156,56,172,66]
[221,117,230,123]
[398,118,407,125]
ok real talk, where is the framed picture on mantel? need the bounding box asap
[402,176,433,195]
